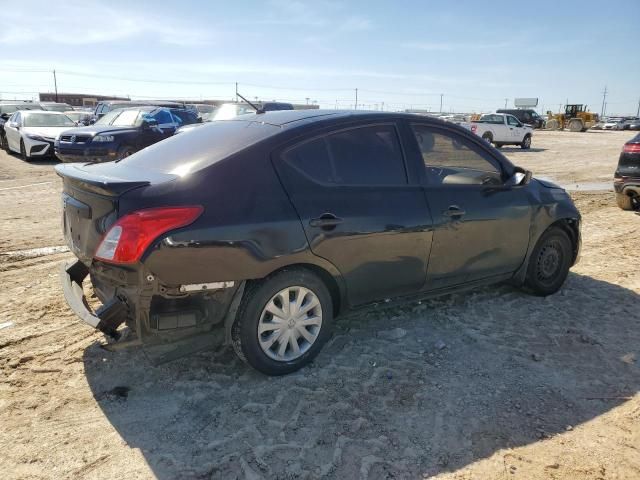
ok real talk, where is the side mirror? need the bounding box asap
[142,118,159,129]
[8,121,19,129]
[506,167,532,187]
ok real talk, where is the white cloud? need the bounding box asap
[0,0,213,46]
[402,41,510,51]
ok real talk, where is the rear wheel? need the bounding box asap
[481,133,493,144]
[546,119,559,130]
[615,192,635,211]
[523,227,572,296]
[231,268,333,375]
[521,135,531,149]
[0,133,7,151]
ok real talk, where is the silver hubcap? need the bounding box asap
[258,286,322,362]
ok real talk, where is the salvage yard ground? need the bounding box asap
[0,130,638,479]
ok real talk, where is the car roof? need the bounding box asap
[21,109,66,114]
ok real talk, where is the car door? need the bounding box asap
[507,115,524,141]
[274,122,433,306]
[5,112,21,151]
[408,123,531,289]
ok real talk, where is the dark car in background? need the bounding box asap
[614,133,640,210]
[56,110,581,375]
[92,100,185,121]
[55,106,199,162]
[496,109,545,129]
[0,102,44,151]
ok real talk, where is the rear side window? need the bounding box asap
[283,124,406,186]
[411,125,502,186]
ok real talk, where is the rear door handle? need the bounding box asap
[309,213,343,229]
[443,206,466,218]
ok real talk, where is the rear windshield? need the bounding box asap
[117,120,280,175]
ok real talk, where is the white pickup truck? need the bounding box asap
[471,113,533,149]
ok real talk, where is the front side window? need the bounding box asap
[411,125,502,186]
[283,124,407,186]
[507,116,520,126]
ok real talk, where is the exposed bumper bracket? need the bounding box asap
[60,260,127,340]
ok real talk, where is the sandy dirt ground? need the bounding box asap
[0,130,638,479]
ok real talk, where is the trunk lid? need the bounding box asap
[55,162,177,265]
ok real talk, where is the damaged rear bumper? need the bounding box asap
[60,260,128,340]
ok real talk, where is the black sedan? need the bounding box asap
[614,133,640,210]
[55,106,199,163]
[56,110,581,375]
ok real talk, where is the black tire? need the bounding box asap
[0,132,7,151]
[481,133,493,144]
[523,227,572,296]
[20,139,30,161]
[231,268,333,375]
[615,193,635,211]
[520,134,531,149]
[116,145,135,160]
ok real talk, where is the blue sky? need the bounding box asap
[1,0,639,114]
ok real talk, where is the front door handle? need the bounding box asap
[309,213,343,229]
[443,206,466,218]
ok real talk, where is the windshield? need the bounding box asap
[23,113,75,127]
[95,109,143,126]
[196,104,215,114]
[0,104,40,114]
[42,104,71,112]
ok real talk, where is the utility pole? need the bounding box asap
[600,86,607,118]
[504,98,508,109]
[354,88,358,110]
[306,97,309,105]
[235,82,238,103]
[381,101,384,111]
[53,69,58,102]
[636,97,639,117]
[440,93,443,113]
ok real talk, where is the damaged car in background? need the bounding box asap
[56,109,581,375]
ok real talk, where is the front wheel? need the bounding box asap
[521,135,531,149]
[20,139,30,161]
[615,193,635,211]
[523,227,572,296]
[231,268,333,375]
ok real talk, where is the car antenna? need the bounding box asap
[236,92,264,114]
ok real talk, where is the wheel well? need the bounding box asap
[482,132,493,140]
[548,218,580,264]
[250,263,343,316]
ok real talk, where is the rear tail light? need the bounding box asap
[95,206,203,264]
[622,143,640,153]
[471,125,477,133]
